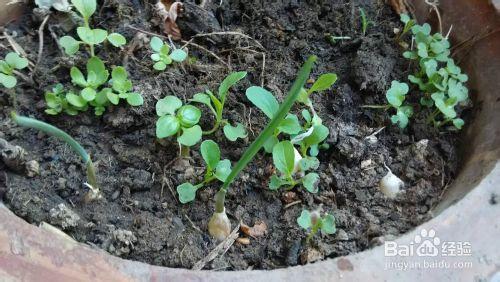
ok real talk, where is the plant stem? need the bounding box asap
[10,113,99,191]
[214,56,317,213]
[360,104,391,109]
[180,144,190,158]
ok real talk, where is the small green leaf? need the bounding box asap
[301,109,312,123]
[71,0,96,19]
[452,118,464,129]
[272,141,296,176]
[45,92,61,109]
[66,92,87,107]
[170,49,188,62]
[299,157,320,171]
[159,44,171,56]
[420,97,434,107]
[106,91,120,105]
[176,183,199,204]
[77,27,108,45]
[215,159,232,182]
[424,59,438,78]
[0,60,12,74]
[94,88,110,105]
[177,105,201,127]
[302,172,319,193]
[0,73,17,88]
[321,214,336,234]
[278,114,301,135]
[156,95,183,116]
[218,71,247,100]
[307,73,337,94]
[297,210,312,229]
[201,140,220,170]
[151,53,161,61]
[150,36,164,52]
[223,123,247,141]
[263,135,279,154]
[246,86,279,119]
[70,67,87,87]
[5,52,29,70]
[126,92,143,106]
[111,66,131,92]
[403,51,418,60]
[156,115,180,138]
[153,61,167,71]
[45,108,60,115]
[417,42,428,58]
[107,33,126,47]
[59,36,81,55]
[400,13,410,24]
[386,80,409,108]
[269,175,285,190]
[86,56,108,86]
[178,125,202,146]
[302,124,329,149]
[81,87,96,101]
[190,93,216,116]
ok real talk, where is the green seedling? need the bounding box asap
[401,17,469,129]
[176,140,231,203]
[297,209,336,242]
[269,140,320,193]
[325,33,351,45]
[0,52,29,89]
[46,57,143,115]
[190,71,248,141]
[359,8,373,36]
[11,112,101,202]
[149,36,188,70]
[397,13,416,40]
[208,56,316,240]
[156,96,202,157]
[386,80,413,128]
[59,0,126,57]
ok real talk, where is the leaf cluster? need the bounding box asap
[0,52,29,89]
[176,140,231,203]
[297,209,336,241]
[150,36,188,71]
[45,57,143,116]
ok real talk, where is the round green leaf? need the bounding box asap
[95,88,111,105]
[153,61,167,71]
[263,135,279,154]
[452,118,464,129]
[45,108,60,115]
[71,0,96,19]
[321,214,336,234]
[223,123,248,142]
[44,92,61,109]
[272,141,296,175]
[81,87,96,101]
[177,105,201,127]
[303,124,329,148]
[178,125,202,146]
[156,96,182,116]
[151,53,161,61]
[66,92,87,107]
[176,183,199,204]
[201,140,221,169]
[156,115,180,138]
[170,49,188,62]
[0,73,17,88]
[150,36,164,52]
[107,33,126,47]
[297,210,312,229]
[5,52,29,70]
[70,67,87,87]
[302,172,320,193]
[77,27,108,45]
[86,56,109,86]
[246,86,279,119]
[59,36,80,55]
[269,175,285,190]
[106,91,120,105]
[126,93,143,106]
[214,159,232,182]
[278,114,301,135]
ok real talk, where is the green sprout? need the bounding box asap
[386,81,413,128]
[325,33,351,45]
[59,0,126,57]
[269,140,320,193]
[45,57,143,116]
[0,52,29,89]
[190,71,248,141]
[150,36,188,71]
[155,95,202,157]
[207,56,316,240]
[177,140,231,203]
[359,8,373,36]
[397,13,416,40]
[10,112,101,202]
[297,209,336,242]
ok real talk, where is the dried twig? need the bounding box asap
[181,39,230,69]
[34,15,50,75]
[284,200,302,209]
[48,25,65,56]
[191,223,240,270]
[190,31,266,51]
[425,0,442,34]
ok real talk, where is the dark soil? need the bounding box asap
[0,0,462,270]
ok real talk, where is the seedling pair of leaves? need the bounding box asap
[156,96,202,149]
[45,57,143,116]
[190,71,248,141]
[150,36,188,70]
[59,0,126,56]
[0,52,29,89]
[398,14,416,40]
[297,209,336,242]
[386,80,414,129]
[177,140,231,203]
[270,140,320,193]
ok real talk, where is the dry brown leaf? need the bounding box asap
[240,220,268,239]
[157,0,184,40]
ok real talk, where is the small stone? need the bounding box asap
[122,168,153,191]
[360,159,372,169]
[282,191,298,204]
[57,177,67,190]
[49,203,80,229]
[300,248,324,264]
[25,160,40,177]
[335,229,349,241]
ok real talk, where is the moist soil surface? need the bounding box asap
[0,0,463,270]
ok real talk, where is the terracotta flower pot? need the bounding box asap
[0,0,499,281]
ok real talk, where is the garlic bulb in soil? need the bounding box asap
[379,164,404,199]
[208,207,231,241]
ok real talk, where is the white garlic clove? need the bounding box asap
[208,208,231,241]
[379,165,404,199]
